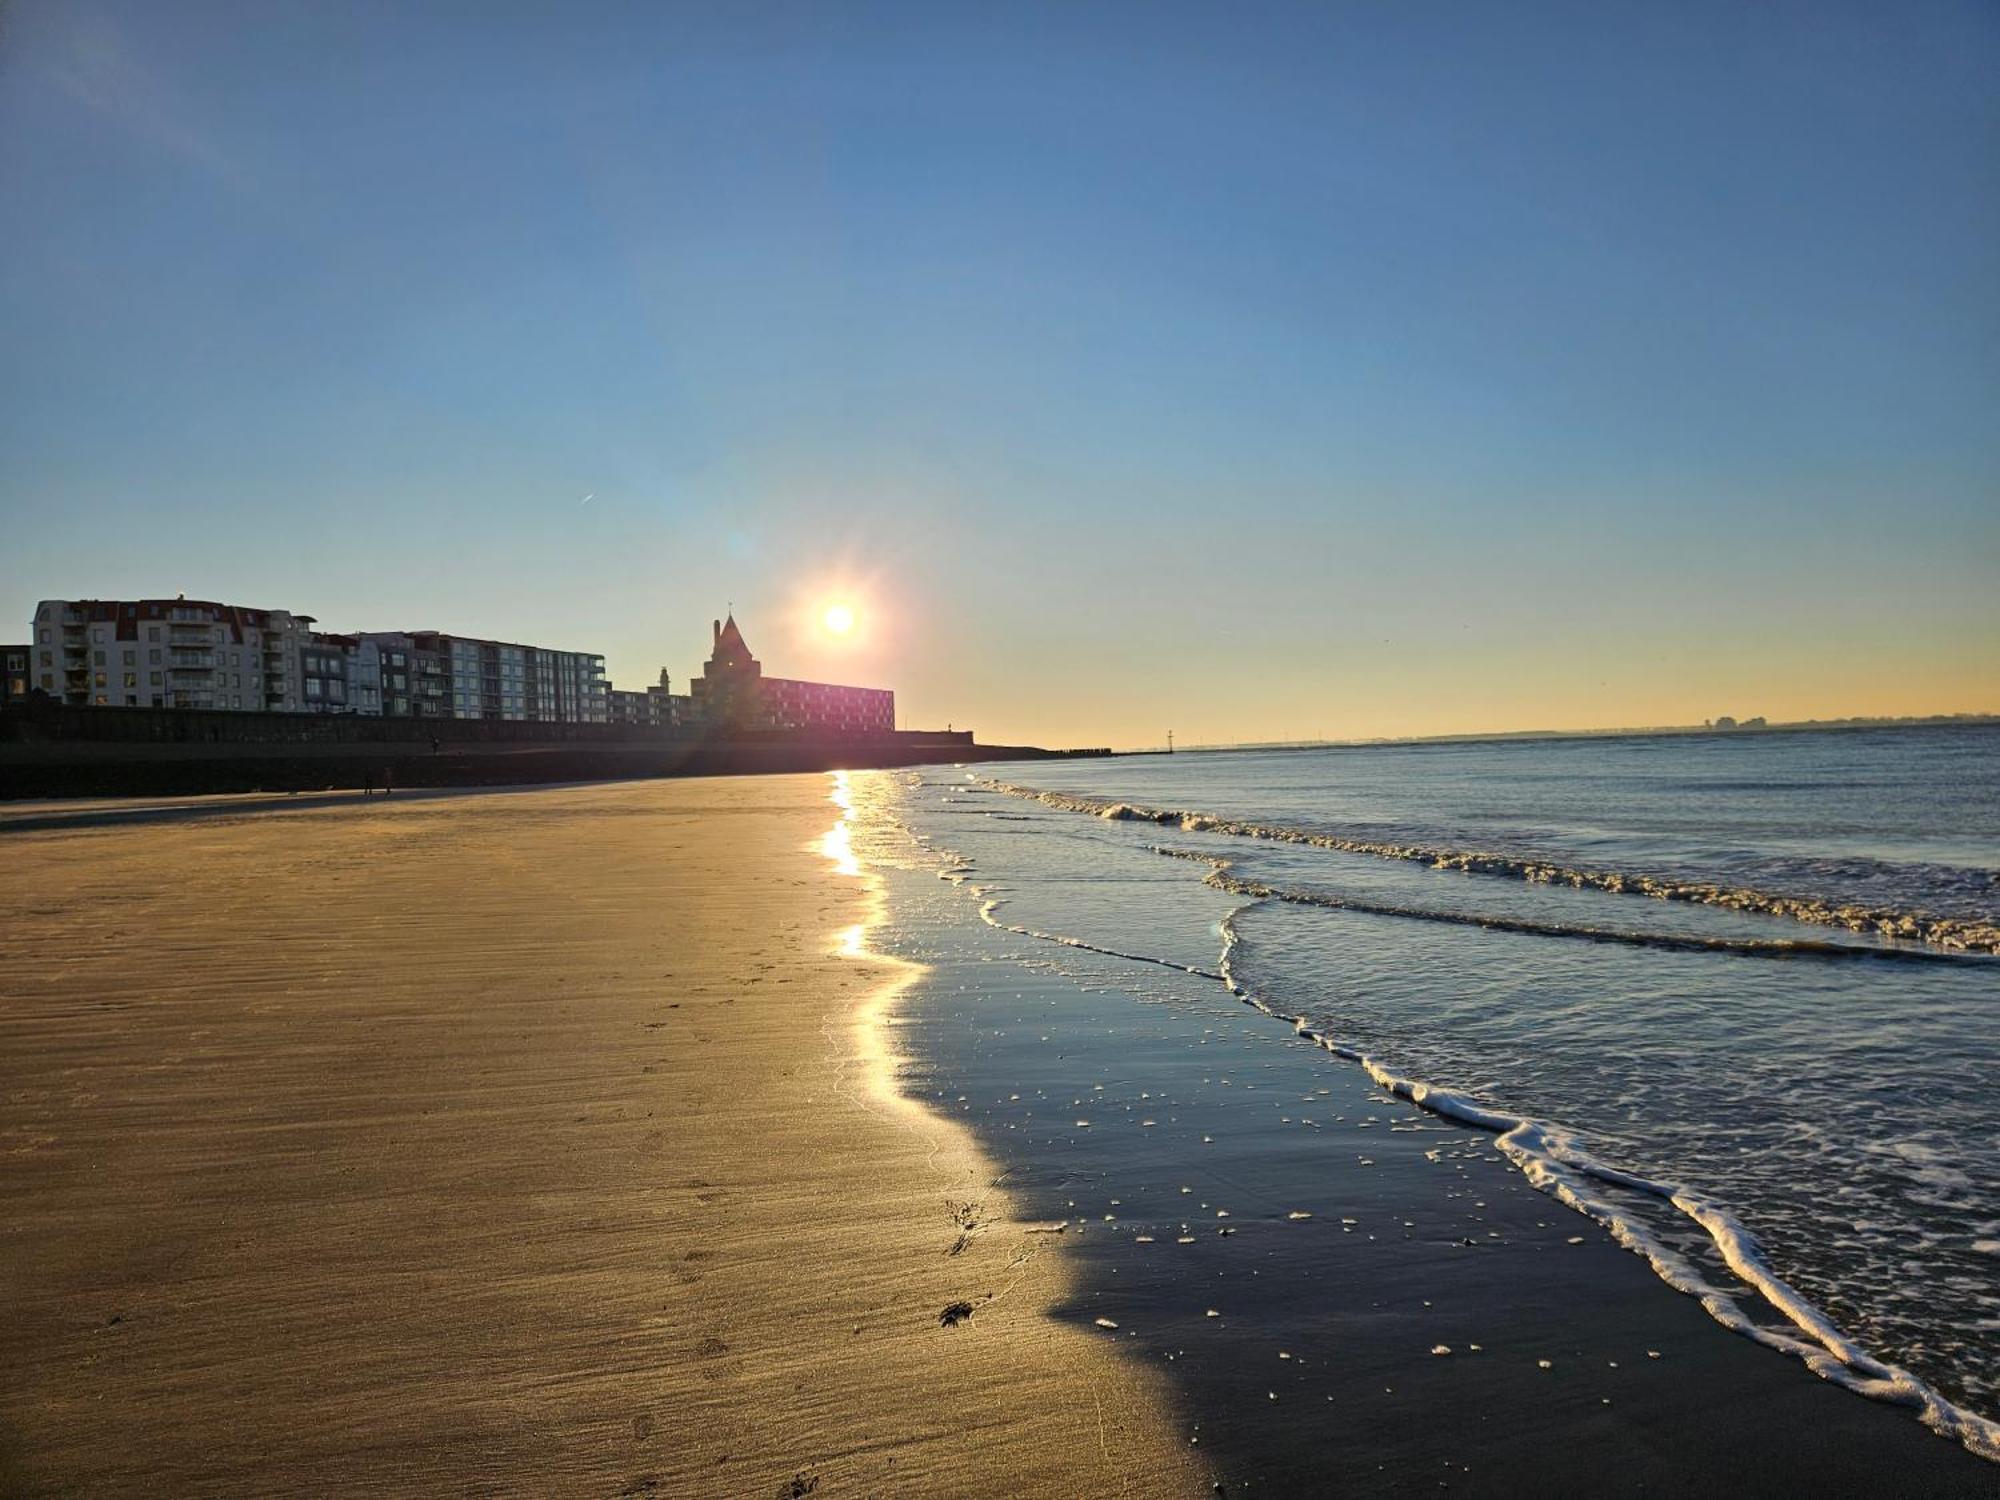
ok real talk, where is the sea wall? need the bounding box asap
[0,701,1101,798]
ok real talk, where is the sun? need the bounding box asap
[823,604,856,635]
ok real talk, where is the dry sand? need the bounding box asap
[0,776,1207,1496]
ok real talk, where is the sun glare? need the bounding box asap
[823,604,856,634]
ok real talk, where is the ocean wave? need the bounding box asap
[1146,845,1983,965]
[904,795,1999,1461]
[1214,908,2000,1464]
[977,781,2000,955]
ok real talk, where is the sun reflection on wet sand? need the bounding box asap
[820,772,861,875]
[820,770,926,1117]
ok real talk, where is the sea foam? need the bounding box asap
[936,777,2000,1462]
[1214,906,2000,1462]
[979,781,2000,955]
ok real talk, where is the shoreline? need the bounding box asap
[0,775,1202,1495]
[860,772,1999,1492]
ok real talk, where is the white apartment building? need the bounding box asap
[25,600,603,721]
[29,597,321,712]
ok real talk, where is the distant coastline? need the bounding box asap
[1159,713,1999,756]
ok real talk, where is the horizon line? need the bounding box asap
[1122,712,2000,756]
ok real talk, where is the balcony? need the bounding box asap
[168,651,214,669]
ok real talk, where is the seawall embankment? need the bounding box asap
[0,703,1104,798]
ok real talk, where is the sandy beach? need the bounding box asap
[0,776,1204,1496]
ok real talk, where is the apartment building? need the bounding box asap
[25,600,605,721]
[2,644,30,707]
[315,635,383,716]
[358,632,608,723]
[607,670,688,728]
[28,597,321,711]
[297,634,384,715]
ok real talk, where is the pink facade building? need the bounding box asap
[690,615,894,734]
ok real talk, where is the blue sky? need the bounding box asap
[2,1,1994,744]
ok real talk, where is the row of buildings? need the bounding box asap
[5,598,895,736]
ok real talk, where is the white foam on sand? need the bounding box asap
[1212,906,2000,1464]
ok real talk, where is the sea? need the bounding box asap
[850,724,1999,1463]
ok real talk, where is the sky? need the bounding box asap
[1,1,1995,748]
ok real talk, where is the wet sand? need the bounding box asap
[881,853,2000,1495]
[0,777,1204,1496]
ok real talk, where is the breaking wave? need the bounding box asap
[979,781,2000,955]
[1215,908,2000,1463]
[911,803,2000,1463]
[1147,844,1982,965]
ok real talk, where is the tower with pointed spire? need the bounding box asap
[694,614,765,729]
